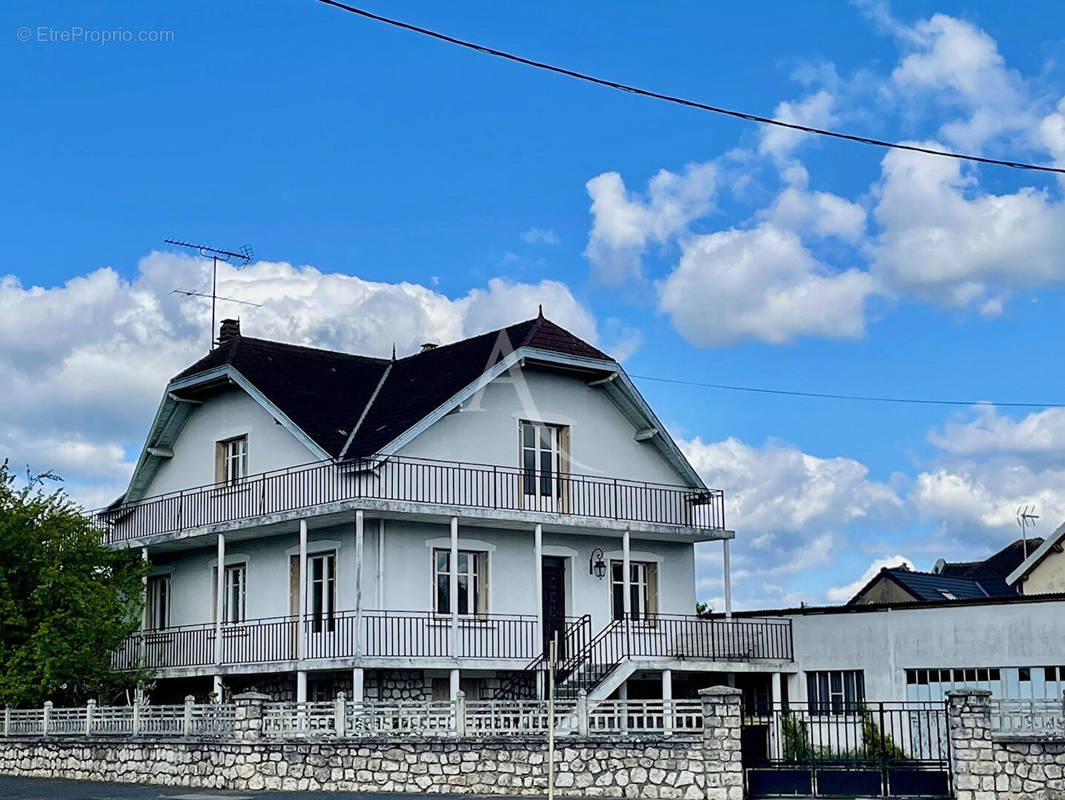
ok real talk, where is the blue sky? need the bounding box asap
[4,0,1065,609]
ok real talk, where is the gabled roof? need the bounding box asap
[121,314,702,503]
[1006,521,1065,588]
[849,566,990,605]
[935,538,1041,598]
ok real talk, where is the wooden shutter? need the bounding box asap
[647,563,659,614]
[214,441,226,485]
[289,555,300,616]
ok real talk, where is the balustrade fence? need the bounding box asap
[990,699,1065,735]
[2,696,704,740]
[91,455,725,544]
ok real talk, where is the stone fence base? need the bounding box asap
[0,687,743,800]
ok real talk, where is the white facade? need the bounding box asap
[102,324,784,706]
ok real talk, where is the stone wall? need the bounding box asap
[948,688,1065,800]
[0,688,743,799]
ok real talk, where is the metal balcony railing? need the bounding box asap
[113,610,552,671]
[91,455,725,543]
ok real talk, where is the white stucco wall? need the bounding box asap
[155,518,696,630]
[142,388,317,498]
[396,368,688,486]
[781,598,1065,702]
[1021,549,1065,595]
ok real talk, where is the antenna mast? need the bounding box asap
[1017,505,1039,559]
[164,239,255,348]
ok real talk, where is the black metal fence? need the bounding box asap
[741,701,950,798]
[91,455,725,543]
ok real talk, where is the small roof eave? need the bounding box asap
[1006,520,1065,586]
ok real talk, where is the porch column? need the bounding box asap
[662,669,674,735]
[534,523,543,649]
[298,520,308,662]
[449,668,460,701]
[377,519,385,608]
[140,547,149,631]
[449,517,459,658]
[212,674,223,701]
[297,671,307,704]
[354,510,364,658]
[722,538,733,619]
[770,671,783,755]
[352,667,365,704]
[622,530,631,619]
[214,534,225,666]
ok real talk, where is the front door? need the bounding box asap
[541,556,566,659]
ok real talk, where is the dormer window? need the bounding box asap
[216,435,248,486]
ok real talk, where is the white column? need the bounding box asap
[214,534,225,666]
[622,530,631,619]
[449,517,459,658]
[662,669,674,735]
[298,520,308,661]
[212,674,223,701]
[352,667,365,704]
[449,668,460,701]
[140,547,149,631]
[534,523,543,650]
[723,538,733,619]
[354,510,364,657]
[770,672,783,755]
[376,519,385,609]
[297,670,308,704]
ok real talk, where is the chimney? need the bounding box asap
[420,342,438,353]
[218,318,241,345]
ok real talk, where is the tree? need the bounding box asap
[0,462,148,707]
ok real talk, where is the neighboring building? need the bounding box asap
[95,314,794,705]
[732,592,1065,707]
[1007,521,1065,595]
[848,538,1039,605]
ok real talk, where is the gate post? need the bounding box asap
[946,688,992,800]
[698,686,743,800]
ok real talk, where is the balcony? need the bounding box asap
[92,455,726,544]
[114,612,792,673]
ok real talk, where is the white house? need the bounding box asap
[96,314,794,705]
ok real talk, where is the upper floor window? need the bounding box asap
[308,551,336,633]
[434,548,487,616]
[520,421,566,500]
[807,670,865,715]
[146,574,171,630]
[216,435,248,486]
[223,563,247,623]
[611,560,658,621]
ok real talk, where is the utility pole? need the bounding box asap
[164,239,256,348]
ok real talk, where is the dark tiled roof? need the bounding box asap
[937,539,1042,597]
[879,568,990,602]
[171,316,612,459]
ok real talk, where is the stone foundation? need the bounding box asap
[0,688,744,799]
[948,688,1065,800]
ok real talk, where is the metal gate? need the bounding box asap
[741,701,950,798]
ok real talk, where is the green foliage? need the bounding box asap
[859,707,908,760]
[781,712,813,760]
[695,601,713,616]
[0,461,149,707]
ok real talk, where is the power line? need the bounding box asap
[316,0,1065,176]
[628,374,1065,409]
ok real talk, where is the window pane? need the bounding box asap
[436,550,449,572]
[436,574,450,614]
[523,424,535,446]
[457,552,469,575]
[457,575,469,615]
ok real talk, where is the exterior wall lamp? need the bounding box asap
[589,548,607,579]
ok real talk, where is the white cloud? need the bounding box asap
[759,90,837,162]
[826,554,914,603]
[766,169,867,241]
[583,163,717,285]
[520,227,561,246]
[871,145,1065,308]
[928,406,1065,457]
[0,254,601,508]
[658,223,877,346]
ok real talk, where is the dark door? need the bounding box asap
[541,557,566,658]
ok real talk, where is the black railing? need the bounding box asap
[496,615,794,699]
[115,610,542,671]
[92,455,725,543]
[493,615,594,699]
[741,701,950,798]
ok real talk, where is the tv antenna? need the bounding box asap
[164,239,255,348]
[1017,505,1039,558]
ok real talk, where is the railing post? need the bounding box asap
[183,695,195,737]
[42,701,52,737]
[335,691,347,737]
[577,690,589,736]
[132,697,141,736]
[2,706,9,737]
[85,699,96,736]
[454,690,466,737]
